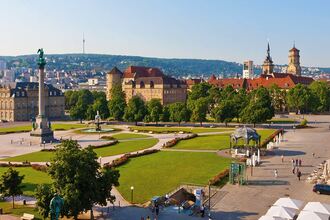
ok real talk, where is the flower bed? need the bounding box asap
[163,134,198,148]
[105,149,160,168]
[209,168,229,185]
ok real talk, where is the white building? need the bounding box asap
[243,60,254,79]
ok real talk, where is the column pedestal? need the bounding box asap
[30,115,54,143]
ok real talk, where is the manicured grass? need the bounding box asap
[94,138,159,157]
[172,129,276,150]
[0,167,52,196]
[3,151,55,162]
[130,126,233,134]
[267,118,296,124]
[0,123,86,133]
[117,151,231,203]
[0,202,43,220]
[111,133,150,140]
[4,138,159,162]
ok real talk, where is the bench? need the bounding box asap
[21,213,34,220]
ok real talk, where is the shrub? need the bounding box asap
[31,164,48,172]
[209,169,229,185]
[260,129,283,148]
[90,140,118,149]
[163,134,198,148]
[100,136,116,140]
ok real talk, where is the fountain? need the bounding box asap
[80,111,115,133]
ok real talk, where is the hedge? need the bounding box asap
[209,168,229,185]
[163,134,198,148]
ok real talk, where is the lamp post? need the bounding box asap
[99,157,102,165]
[130,186,134,204]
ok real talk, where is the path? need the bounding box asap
[211,115,330,220]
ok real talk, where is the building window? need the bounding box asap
[150,81,154,88]
[140,81,145,88]
[16,92,19,97]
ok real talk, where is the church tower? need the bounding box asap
[262,42,274,75]
[287,43,301,76]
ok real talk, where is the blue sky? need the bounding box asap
[0,0,329,67]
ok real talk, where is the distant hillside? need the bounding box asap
[0,53,328,78]
[0,54,245,78]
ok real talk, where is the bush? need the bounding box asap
[260,129,283,148]
[100,136,116,140]
[0,163,31,167]
[209,169,229,185]
[90,140,118,149]
[163,134,198,148]
[32,164,48,172]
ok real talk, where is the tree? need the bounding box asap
[64,90,73,110]
[160,106,170,122]
[240,87,274,127]
[108,85,127,120]
[211,100,236,126]
[48,140,119,220]
[123,96,147,125]
[287,84,313,113]
[0,168,25,208]
[35,184,54,219]
[190,97,209,126]
[269,84,287,113]
[169,102,190,125]
[69,90,94,122]
[309,81,330,112]
[145,99,163,124]
[187,82,212,110]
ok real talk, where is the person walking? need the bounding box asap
[201,205,205,217]
[297,170,302,181]
[274,169,278,178]
[299,159,302,167]
[281,155,284,163]
[146,216,150,220]
[312,152,315,158]
[295,158,299,167]
[292,166,295,174]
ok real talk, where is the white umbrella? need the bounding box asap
[303,202,330,215]
[266,206,297,219]
[297,210,330,220]
[259,215,286,220]
[273,197,304,210]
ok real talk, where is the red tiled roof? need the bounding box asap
[123,66,164,78]
[208,76,245,89]
[186,78,203,86]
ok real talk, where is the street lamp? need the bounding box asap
[99,157,102,165]
[130,186,134,204]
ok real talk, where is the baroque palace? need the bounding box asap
[0,82,65,121]
[106,66,187,105]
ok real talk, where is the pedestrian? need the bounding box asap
[274,169,278,178]
[295,158,298,167]
[291,158,295,166]
[292,166,295,174]
[155,204,159,216]
[297,170,302,181]
[141,217,144,220]
[201,205,205,217]
[299,159,302,167]
[281,155,284,163]
[146,216,150,220]
[312,152,315,158]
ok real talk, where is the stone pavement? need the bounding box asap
[211,115,330,220]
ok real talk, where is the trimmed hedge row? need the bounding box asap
[90,140,118,149]
[31,164,48,172]
[105,149,160,168]
[209,168,229,185]
[163,133,198,148]
[260,129,283,148]
[0,162,31,167]
[129,128,191,134]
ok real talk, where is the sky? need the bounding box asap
[0,0,329,67]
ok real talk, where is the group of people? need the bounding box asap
[291,158,303,181]
[274,156,303,181]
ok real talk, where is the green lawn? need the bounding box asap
[4,138,159,162]
[0,123,86,134]
[0,202,43,220]
[0,167,52,196]
[94,138,159,157]
[172,129,276,150]
[111,133,150,140]
[117,151,231,203]
[130,126,233,134]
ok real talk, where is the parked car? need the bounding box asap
[313,184,330,195]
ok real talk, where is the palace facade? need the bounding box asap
[106,66,187,105]
[0,82,65,121]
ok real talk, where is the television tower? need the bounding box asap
[83,33,86,54]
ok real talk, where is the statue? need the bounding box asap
[37,48,46,69]
[95,110,101,131]
[49,193,64,220]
